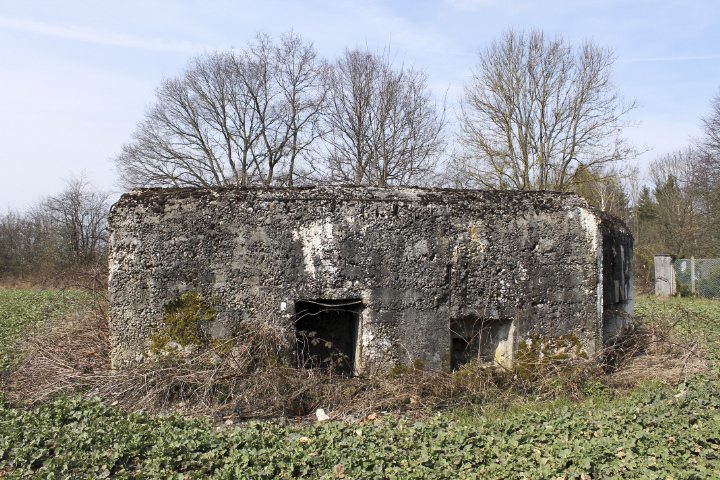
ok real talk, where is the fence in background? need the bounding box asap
[654,254,720,298]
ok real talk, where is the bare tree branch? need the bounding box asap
[321,48,445,186]
[114,32,328,189]
[455,28,640,191]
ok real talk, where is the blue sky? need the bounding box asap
[2,0,720,209]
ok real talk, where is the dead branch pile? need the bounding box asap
[1,298,712,422]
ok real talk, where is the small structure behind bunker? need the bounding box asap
[108,186,633,373]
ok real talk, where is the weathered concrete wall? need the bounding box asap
[108,186,633,372]
[601,221,634,340]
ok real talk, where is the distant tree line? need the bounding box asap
[0,175,110,285]
[630,118,720,284]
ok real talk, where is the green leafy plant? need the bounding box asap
[2,293,720,478]
[676,279,695,297]
[581,380,610,400]
[1,376,719,478]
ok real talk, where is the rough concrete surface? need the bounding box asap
[108,186,633,373]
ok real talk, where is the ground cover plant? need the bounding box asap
[1,376,718,478]
[0,292,718,478]
[0,289,87,371]
[634,296,720,365]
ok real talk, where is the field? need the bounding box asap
[634,296,720,364]
[0,289,87,371]
[0,292,719,479]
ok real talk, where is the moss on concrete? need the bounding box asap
[515,333,589,380]
[149,292,217,358]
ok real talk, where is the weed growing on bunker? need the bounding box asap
[387,359,425,378]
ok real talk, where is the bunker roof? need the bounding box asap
[110,185,629,233]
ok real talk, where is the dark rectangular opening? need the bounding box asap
[450,316,513,370]
[295,299,362,375]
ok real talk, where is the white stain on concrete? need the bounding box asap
[292,221,337,277]
[494,322,515,369]
[569,207,603,342]
[575,207,599,253]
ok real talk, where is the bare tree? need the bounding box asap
[692,88,720,245]
[643,150,705,258]
[0,174,110,281]
[455,28,640,191]
[321,48,445,186]
[0,209,46,277]
[697,88,720,157]
[115,32,328,189]
[269,33,331,186]
[41,174,111,266]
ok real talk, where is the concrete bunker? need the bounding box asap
[108,186,633,373]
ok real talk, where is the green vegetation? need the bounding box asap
[0,289,86,371]
[0,293,718,478]
[635,295,720,365]
[1,377,718,478]
[387,359,425,378]
[149,291,218,358]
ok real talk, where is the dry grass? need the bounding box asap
[2,311,492,420]
[0,258,108,291]
[1,295,713,422]
[2,295,110,403]
[603,323,709,390]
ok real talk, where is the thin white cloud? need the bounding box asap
[0,14,207,53]
[340,2,467,59]
[619,55,720,63]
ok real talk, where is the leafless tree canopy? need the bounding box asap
[41,175,111,266]
[115,37,445,189]
[692,89,720,231]
[322,49,445,186]
[455,28,640,191]
[698,88,720,157]
[646,149,706,257]
[115,32,329,189]
[0,174,110,281]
